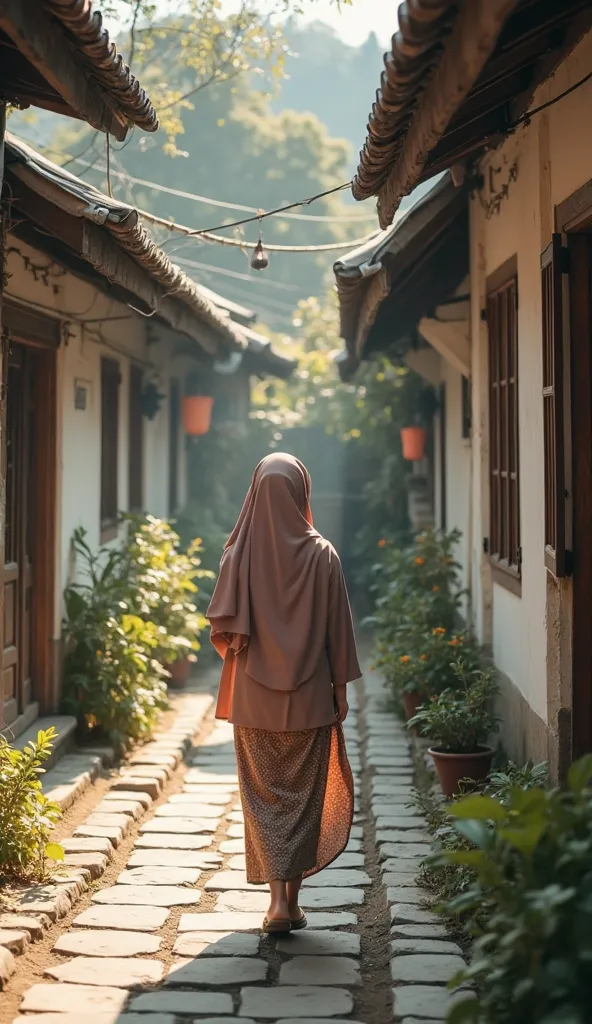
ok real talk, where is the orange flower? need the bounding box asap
[432,627,446,636]
[378,539,387,548]
[415,557,424,566]
[449,638,460,647]
[400,655,410,664]
[419,654,427,662]
[432,585,439,592]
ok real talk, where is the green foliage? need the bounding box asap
[123,514,212,661]
[409,661,500,753]
[0,728,64,880]
[440,756,592,1023]
[62,527,169,751]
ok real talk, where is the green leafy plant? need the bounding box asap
[62,529,168,751]
[0,728,64,879]
[409,661,499,753]
[123,515,212,664]
[440,756,592,1024]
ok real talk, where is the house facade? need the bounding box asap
[336,0,592,779]
[1,134,294,738]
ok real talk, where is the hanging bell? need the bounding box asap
[250,239,269,271]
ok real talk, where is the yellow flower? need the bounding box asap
[419,654,427,662]
[400,655,410,664]
[432,627,446,636]
[415,557,424,566]
[378,539,387,548]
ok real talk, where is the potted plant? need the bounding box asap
[400,386,438,461]
[409,660,499,797]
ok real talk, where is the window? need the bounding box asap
[487,260,521,593]
[542,236,570,576]
[100,357,120,539]
[128,364,144,513]
[461,375,471,439]
[168,378,180,517]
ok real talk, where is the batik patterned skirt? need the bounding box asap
[234,723,354,885]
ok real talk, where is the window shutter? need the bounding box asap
[541,235,566,576]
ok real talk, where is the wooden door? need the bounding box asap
[3,341,35,726]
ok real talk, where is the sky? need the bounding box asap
[283,1,392,46]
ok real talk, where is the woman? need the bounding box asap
[207,452,361,933]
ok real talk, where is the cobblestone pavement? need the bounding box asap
[8,664,465,1023]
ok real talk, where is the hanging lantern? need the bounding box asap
[250,238,269,271]
[400,426,427,461]
[182,395,214,436]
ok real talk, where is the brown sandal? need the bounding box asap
[262,916,291,934]
[290,913,307,931]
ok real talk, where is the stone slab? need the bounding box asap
[276,931,360,957]
[393,985,467,1021]
[155,803,222,820]
[64,853,108,880]
[102,790,152,809]
[45,956,164,988]
[93,885,201,907]
[73,904,169,932]
[227,823,245,838]
[386,887,428,906]
[219,838,245,854]
[173,791,231,805]
[377,829,430,844]
[117,866,201,886]
[53,929,161,957]
[73,825,124,847]
[392,938,463,956]
[61,837,114,859]
[94,800,145,820]
[391,904,441,927]
[140,817,216,834]
[185,770,238,785]
[239,986,354,1018]
[0,945,16,986]
[130,751,177,768]
[279,956,360,987]
[214,888,363,914]
[382,860,423,876]
[110,777,161,799]
[392,923,449,940]
[121,764,171,782]
[0,915,49,941]
[134,833,212,850]
[380,844,428,860]
[173,931,260,957]
[84,813,133,834]
[12,886,71,921]
[12,1015,175,1024]
[0,928,29,954]
[129,992,233,1016]
[128,849,221,870]
[166,956,267,986]
[20,984,128,1015]
[303,869,371,888]
[391,953,465,984]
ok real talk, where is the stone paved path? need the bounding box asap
[10,664,465,1023]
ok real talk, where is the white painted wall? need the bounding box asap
[4,238,189,639]
[468,30,592,725]
[442,362,471,600]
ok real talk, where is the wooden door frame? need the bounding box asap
[556,181,592,758]
[1,302,58,721]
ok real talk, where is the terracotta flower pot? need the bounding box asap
[166,657,192,689]
[400,426,427,461]
[428,746,495,799]
[402,690,423,721]
[182,395,214,436]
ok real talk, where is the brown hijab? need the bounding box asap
[207,452,337,692]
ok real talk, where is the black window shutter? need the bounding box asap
[541,235,566,576]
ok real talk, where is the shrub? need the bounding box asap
[62,529,168,751]
[0,728,64,879]
[441,756,592,1024]
[409,661,499,753]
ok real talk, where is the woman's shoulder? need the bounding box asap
[312,536,342,572]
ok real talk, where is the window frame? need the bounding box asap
[128,363,144,514]
[487,255,521,597]
[100,356,120,542]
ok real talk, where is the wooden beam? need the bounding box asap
[404,347,442,388]
[376,0,518,229]
[419,316,471,377]
[0,0,127,139]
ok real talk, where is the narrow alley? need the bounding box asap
[1,659,465,1024]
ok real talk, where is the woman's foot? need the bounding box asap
[287,874,305,926]
[266,879,290,926]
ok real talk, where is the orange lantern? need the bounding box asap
[182,395,214,436]
[400,426,427,461]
